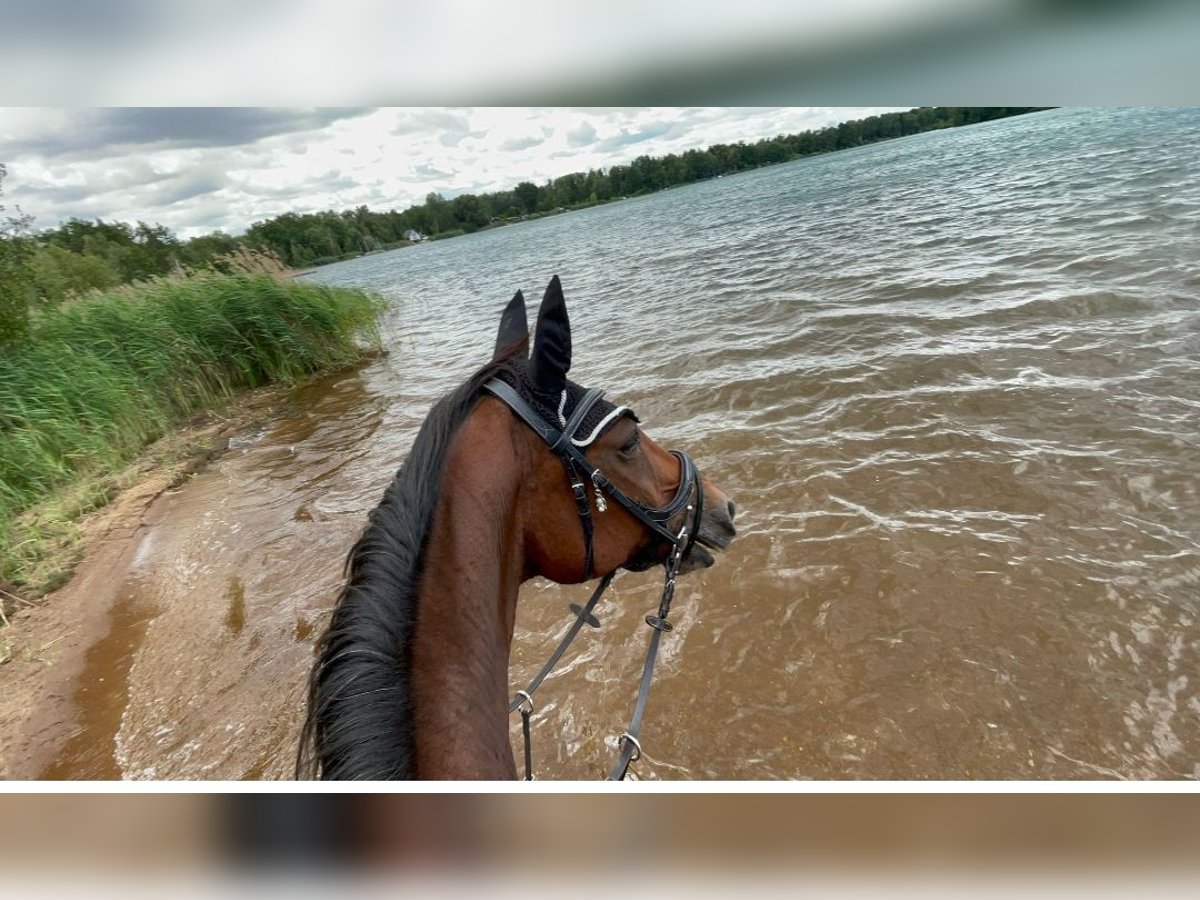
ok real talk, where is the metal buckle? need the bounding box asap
[514,690,534,716]
[618,732,642,763]
[672,532,687,564]
[645,614,673,632]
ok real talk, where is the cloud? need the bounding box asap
[595,120,685,153]
[153,173,228,208]
[411,163,453,181]
[498,134,544,152]
[230,169,359,202]
[566,121,598,147]
[391,109,471,136]
[13,163,227,218]
[10,181,97,205]
[391,109,486,148]
[167,195,235,232]
[4,108,375,160]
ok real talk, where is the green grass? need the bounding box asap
[0,272,383,590]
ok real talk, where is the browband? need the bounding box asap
[552,386,605,453]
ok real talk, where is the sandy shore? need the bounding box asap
[0,382,295,780]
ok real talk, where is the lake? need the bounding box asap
[43,107,1200,779]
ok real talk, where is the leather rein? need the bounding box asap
[482,377,703,780]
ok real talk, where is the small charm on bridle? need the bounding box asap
[593,477,608,513]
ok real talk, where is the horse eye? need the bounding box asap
[620,432,641,455]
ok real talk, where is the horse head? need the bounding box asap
[483,275,736,586]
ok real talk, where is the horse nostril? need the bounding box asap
[726,499,736,521]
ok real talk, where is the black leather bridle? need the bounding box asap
[483,378,702,579]
[483,376,705,780]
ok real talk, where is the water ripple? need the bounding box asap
[106,108,1200,780]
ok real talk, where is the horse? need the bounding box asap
[297,275,737,779]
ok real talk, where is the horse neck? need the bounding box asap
[409,403,525,779]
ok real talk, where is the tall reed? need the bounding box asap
[0,271,383,586]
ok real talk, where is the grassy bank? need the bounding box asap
[0,271,383,595]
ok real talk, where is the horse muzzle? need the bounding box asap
[678,487,736,574]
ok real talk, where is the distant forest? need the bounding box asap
[5,107,1047,307]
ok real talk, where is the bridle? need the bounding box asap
[483,378,701,578]
[482,376,704,780]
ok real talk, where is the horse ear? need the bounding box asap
[493,290,528,359]
[530,275,571,393]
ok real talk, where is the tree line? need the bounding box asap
[1,107,1046,338]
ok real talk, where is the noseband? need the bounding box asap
[483,376,704,780]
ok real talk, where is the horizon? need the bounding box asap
[1,107,905,240]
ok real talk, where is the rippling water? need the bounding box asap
[45,108,1200,779]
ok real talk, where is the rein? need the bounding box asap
[483,377,702,781]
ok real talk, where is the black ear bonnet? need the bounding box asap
[491,275,636,448]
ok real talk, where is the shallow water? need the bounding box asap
[42,108,1200,779]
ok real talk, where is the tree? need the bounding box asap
[178,230,241,270]
[662,153,688,185]
[630,155,666,193]
[132,220,181,277]
[0,163,35,345]
[584,169,611,202]
[682,149,717,180]
[552,172,587,207]
[513,181,539,215]
[423,193,451,233]
[451,193,487,231]
[29,243,121,304]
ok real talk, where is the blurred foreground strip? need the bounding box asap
[0,1,1195,103]
[1,794,1199,876]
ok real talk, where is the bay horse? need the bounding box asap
[297,276,736,779]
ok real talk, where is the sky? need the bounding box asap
[0,108,903,239]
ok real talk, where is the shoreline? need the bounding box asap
[0,362,369,779]
[0,267,382,605]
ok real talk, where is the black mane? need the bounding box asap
[297,350,523,779]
